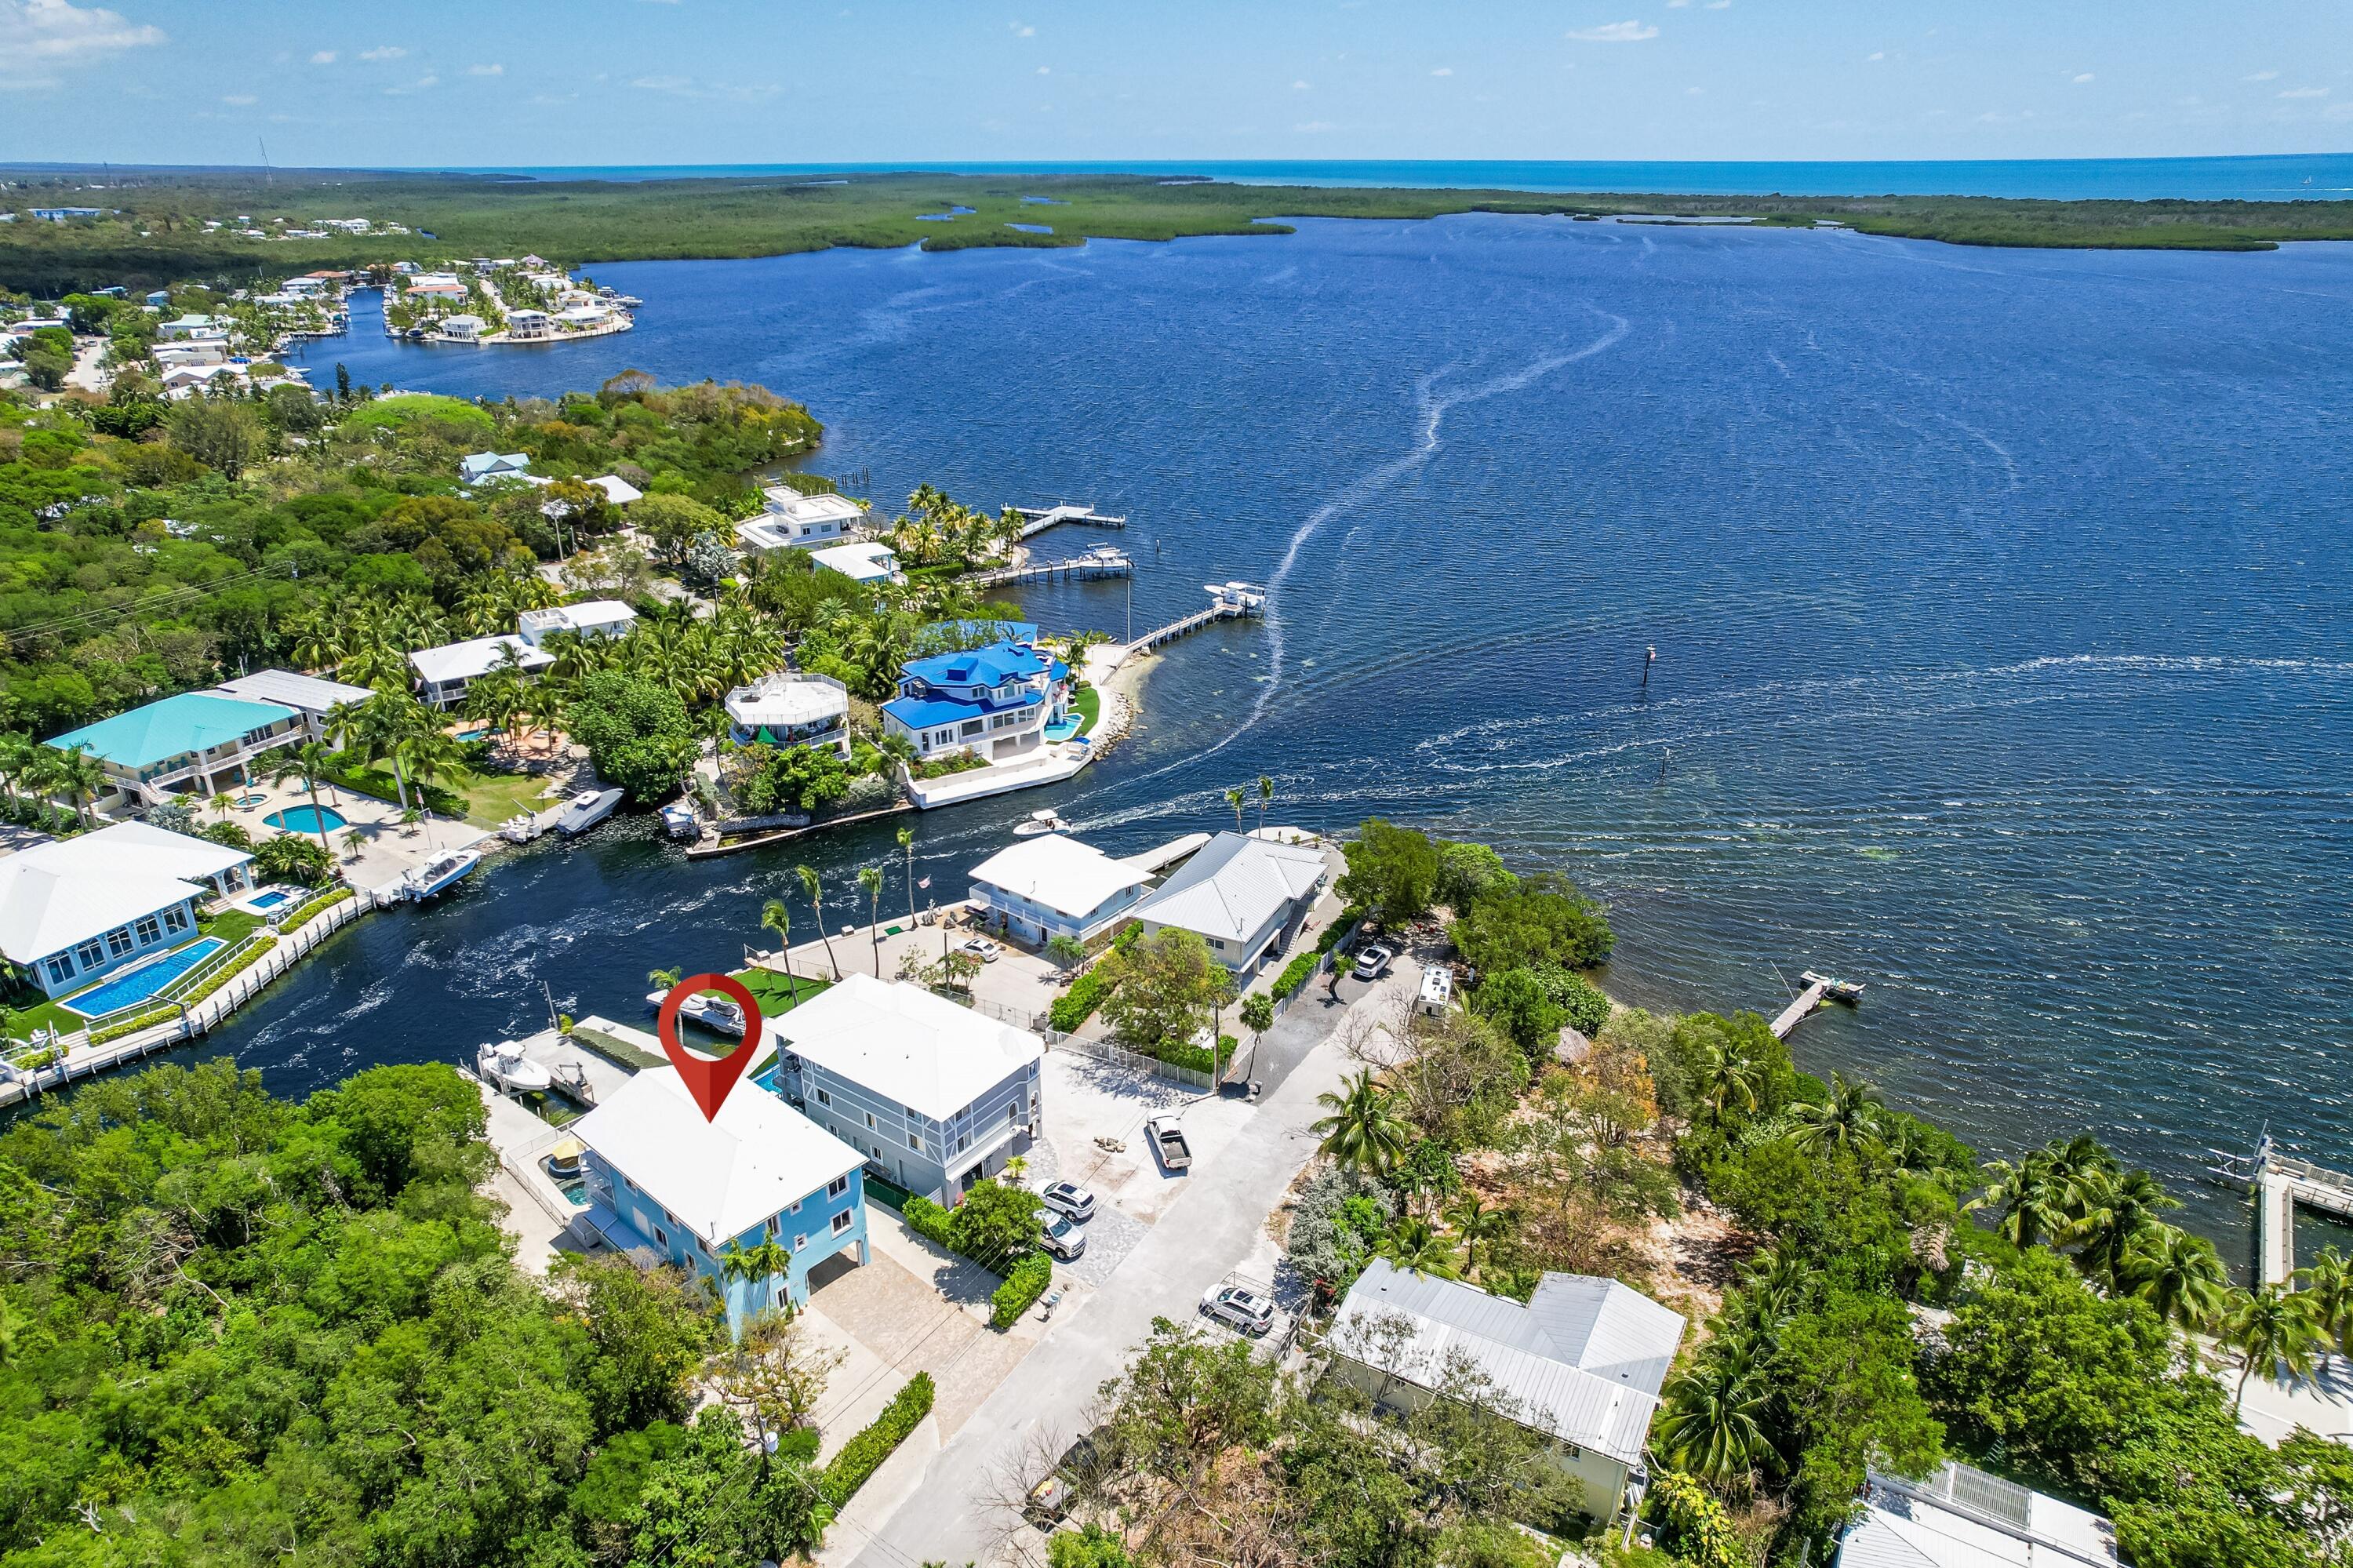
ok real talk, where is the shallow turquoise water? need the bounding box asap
[265,215,2353,1253]
[264,805,348,835]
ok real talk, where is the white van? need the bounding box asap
[1418,964,1453,1017]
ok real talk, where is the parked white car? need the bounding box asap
[1200,1282,1276,1337]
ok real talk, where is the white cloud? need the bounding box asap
[467,62,502,75]
[2072,72,2094,83]
[0,0,165,89]
[384,72,436,94]
[358,44,404,60]
[631,74,692,92]
[1291,79,1310,89]
[1431,66,1452,76]
[1686,85,1704,94]
[1294,119,1335,133]
[308,49,335,64]
[1565,20,1658,42]
[1666,0,1690,7]
[1035,64,1049,74]
[2243,70,2278,81]
[1866,50,1884,61]
[2279,85,2330,98]
[1704,2,1729,9]
[220,93,255,105]
[1009,20,1033,35]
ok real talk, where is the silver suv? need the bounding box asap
[1040,1212,1087,1261]
[1039,1180,1096,1221]
[1199,1282,1276,1336]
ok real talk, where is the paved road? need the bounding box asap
[848,965,1412,1568]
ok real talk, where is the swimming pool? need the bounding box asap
[249,890,292,911]
[264,805,348,834]
[1043,714,1083,741]
[62,937,226,1017]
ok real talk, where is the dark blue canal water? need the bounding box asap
[265,215,2353,1250]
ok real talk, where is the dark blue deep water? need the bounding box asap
[269,216,2353,1250]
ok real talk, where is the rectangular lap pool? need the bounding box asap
[62,937,227,1017]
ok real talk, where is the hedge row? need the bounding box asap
[820,1371,935,1507]
[990,1253,1053,1329]
[1047,968,1112,1031]
[1271,951,1320,1001]
[86,933,282,1044]
[900,1194,955,1250]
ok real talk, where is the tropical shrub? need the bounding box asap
[991,1252,1053,1328]
[820,1372,936,1505]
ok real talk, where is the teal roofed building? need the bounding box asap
[47,692,304,809]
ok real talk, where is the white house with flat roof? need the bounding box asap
[724,671,850,755]
[737,490,868,552]
[1130,830,1328,977]
[516,599,637,646]
[967,834,1155,947]
[1328,1259,1686,1525]
[809,540,904,586]
[1836,1463,2118,1568]
[572,1066,870,1328]
[408,635,555,708]
[770,975,1044,1206]
[47,691,305,808]
[212,669,374,744]
[0,822,253,1000]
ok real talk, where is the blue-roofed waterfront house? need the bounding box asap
[569,1066,871,1332]
[47,691,304,809]
[880,638,1071,766]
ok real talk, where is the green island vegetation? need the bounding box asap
[5,167,2352,300]
[0,1057,946,1566]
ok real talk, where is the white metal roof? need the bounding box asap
[569,1066,866,1247]
[761,489,865,525]
[1328,1258,1685,1468]
[969,834,1152,922]
[776,975,1042,1122]
[213,668,373,714]
[811,542,899,581]
[586,474,642,505]
[1838,1466,2119,1568]
[1131,831,1326,942]
[0,822,252,962]
[725,672,848,729]
[517,600,637,641]
[407,635,554,686]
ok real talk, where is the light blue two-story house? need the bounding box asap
[880,639,1071,767]
[572,1064,870,1328]
[770,975,1046,1206]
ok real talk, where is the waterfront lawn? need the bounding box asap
[201,908,263,946]
[733,968,830,1019]
[1071,686,1102,737]
[450,768,555,828]
[4,995,79,1041]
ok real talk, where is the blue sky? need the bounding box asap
[2,0,2348,168]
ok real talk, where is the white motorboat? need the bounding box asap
[645,988,749,1035]
[1013,809,1071,838]
[476,1039,553,1094]
[499,813,543,843]
[555,788,624,837]
[660,801,700,840]
[402,849,482,901]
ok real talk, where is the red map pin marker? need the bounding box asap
[656,973,764,1122]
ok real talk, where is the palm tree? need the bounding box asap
[19,749,66,832]
[209,789,236,823]
[393,728,464,824]
[2121,1224,2228,1334]
[648,966,683,992]
[898,826,918,926]
[1311,1069,1413,1174]
[2043,1134,2121,1230]
[1224,785,1246,835]
[0,730,31,818]
[1788,1071,1882,1154]
[1656,1337,1773,1491]
[798,865,842,980]
[719,1235,795,1319]
[858,866,885,975]
[1376,1217,1459,1279]
[268,741,343,859]
[2068,1166,2180,1287]
[50,744,106,830]
[2223,1282,2322,1411]
[1699,1038,1762,1127]
[1256,775,1273,836]
[2294,1246,2353,1355]
[339,825,367,861]
[1969,1151,2068,1250]
[1443,1194,1512,1275]
[760,897,799,1008]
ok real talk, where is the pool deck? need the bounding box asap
[220,773,495,895]
[56,934,227,1017]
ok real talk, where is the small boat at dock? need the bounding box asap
[1799,970,1865,1003]
[660,801,701,840]
[476,1039,553,1094]
[646,988,749,1036]
[402,849,482,901]
[555,788,624,837]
